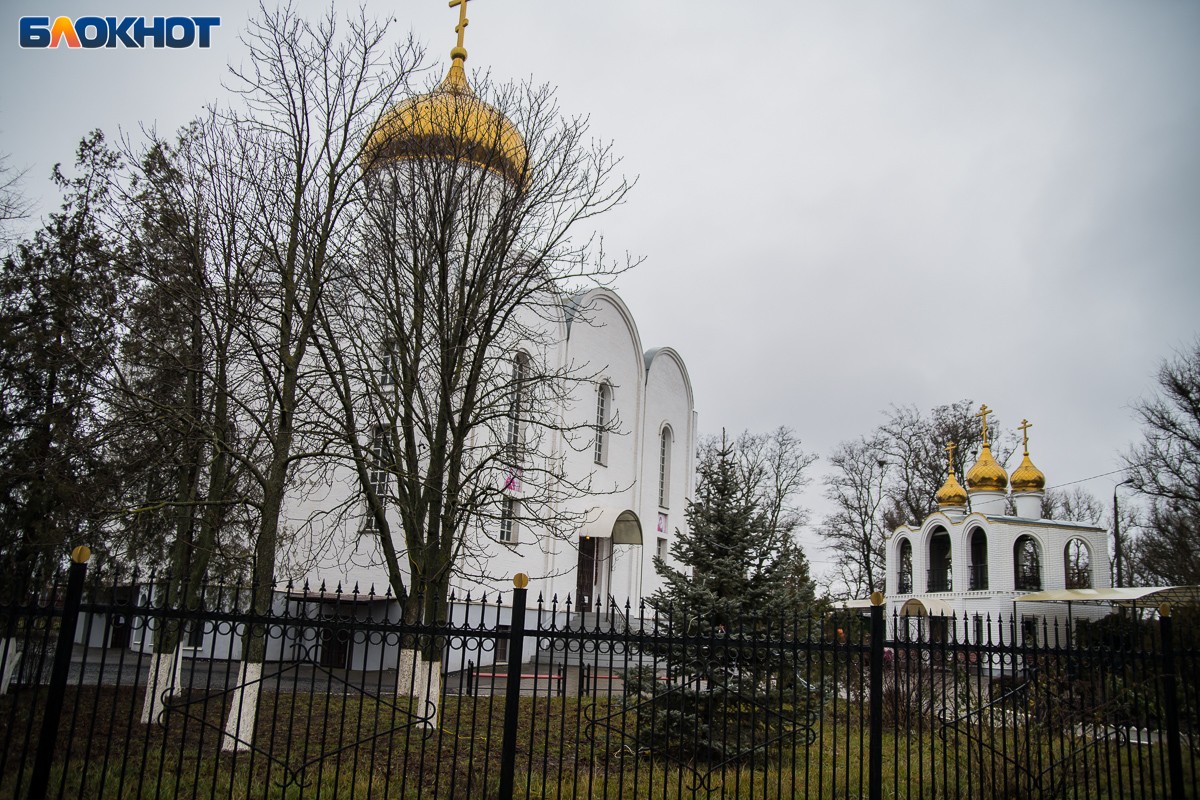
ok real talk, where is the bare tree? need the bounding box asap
[310,66,635,634]
[0,151,32,249]
[1123,339,1200,585]
[136,4,424,749]
[821,436,889,599]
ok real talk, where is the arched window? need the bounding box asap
[658,426,673,508]
[898,539,913,594]
[507,352,529,455]
[1065,538,1092,589]
[1015,535,1042,591]
[969,528,988,590]
[928,528,952,592]
[594,382,611,465]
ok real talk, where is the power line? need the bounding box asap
[1045,468,1128,491]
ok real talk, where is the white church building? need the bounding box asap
[885,406,1111,643]
[266,9,697,657]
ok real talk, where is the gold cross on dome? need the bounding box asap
[975,404,993,447]
[1018,418,1033,454]
[945,441,957,473]
[449,0,471,61]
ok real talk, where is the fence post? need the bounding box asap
[498,573,530,800]
[1159,603,1185,800]
[28,546,91,800]
[868,590,885,800]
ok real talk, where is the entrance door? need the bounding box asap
[576,537,597,610]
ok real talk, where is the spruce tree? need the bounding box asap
[628,431,822,765]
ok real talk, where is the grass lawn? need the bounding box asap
[0,686,1187,798]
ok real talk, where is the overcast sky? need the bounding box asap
[3,1,1197,577]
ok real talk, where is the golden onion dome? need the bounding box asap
[1010,455,1046,493]
[1010,419,1046,492]
[936,471,968,508]
[363,60,527,186]
[934,440,967,508]
[966,443,1009,492]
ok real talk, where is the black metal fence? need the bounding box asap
[1,560,1197,799]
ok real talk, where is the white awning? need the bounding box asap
[1015,586,1200,606]
[583,507,643,545]
[898,597,956,617]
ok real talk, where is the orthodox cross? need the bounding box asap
[945,440,957,475]
[449,0,471,60]
[1018,418,1033,455]
[975,404,993,448]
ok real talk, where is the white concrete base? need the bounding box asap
[0,638,21,696]
[397,648,440,728]
[140,647,184,724]
[221,661,262,752]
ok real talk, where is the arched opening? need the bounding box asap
[1065,538,1092,589]
[1015,535,1042,591]
[969,528,988,590]
[898,538,913,594]
[928,528,952,592]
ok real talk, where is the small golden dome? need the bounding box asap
[1010,418,1045,492]
[1010,455,1045,493]
[936,471,968,508]
[966,443,1009,492]
[363,60,527,186]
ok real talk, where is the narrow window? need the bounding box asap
[594,382,611,465]
[362,427,390,532]
[898,538,913,594]
[657,536,669,561]
[380,341,396,387]
[658,426,673,508]
[508,353,529,456]
[499,496,519,544]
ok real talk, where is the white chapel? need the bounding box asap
[886,405,1112,641]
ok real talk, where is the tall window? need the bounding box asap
[507,352,529,456]
[379,341,396,387]
[594,382,611,465]
[658,426,673,508]
[362,427,390,532]
[499,496,519,544]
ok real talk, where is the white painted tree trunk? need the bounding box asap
[140,646,184,724]
[220,661,262,752]
[397,648,440,728]
[0,638,21,696]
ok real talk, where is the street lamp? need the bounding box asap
[1113,479,1132,588]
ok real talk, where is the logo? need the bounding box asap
[19,16,220,49]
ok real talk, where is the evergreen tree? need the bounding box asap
[0,133,121,593]
[628,430,822,765]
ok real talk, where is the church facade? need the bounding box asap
[885,407,1111,642]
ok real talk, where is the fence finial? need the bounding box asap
[70,545,91,564]
[513,572,529,589]
[870,590,884,606]
[1160,602,1172,618]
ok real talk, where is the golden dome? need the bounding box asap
[936,471,968,508]
[966,443,1009,492]
[1010,455,1045,493]
[1010,418,1046,492]
[935,440,967,507]
[363,61,527,186]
